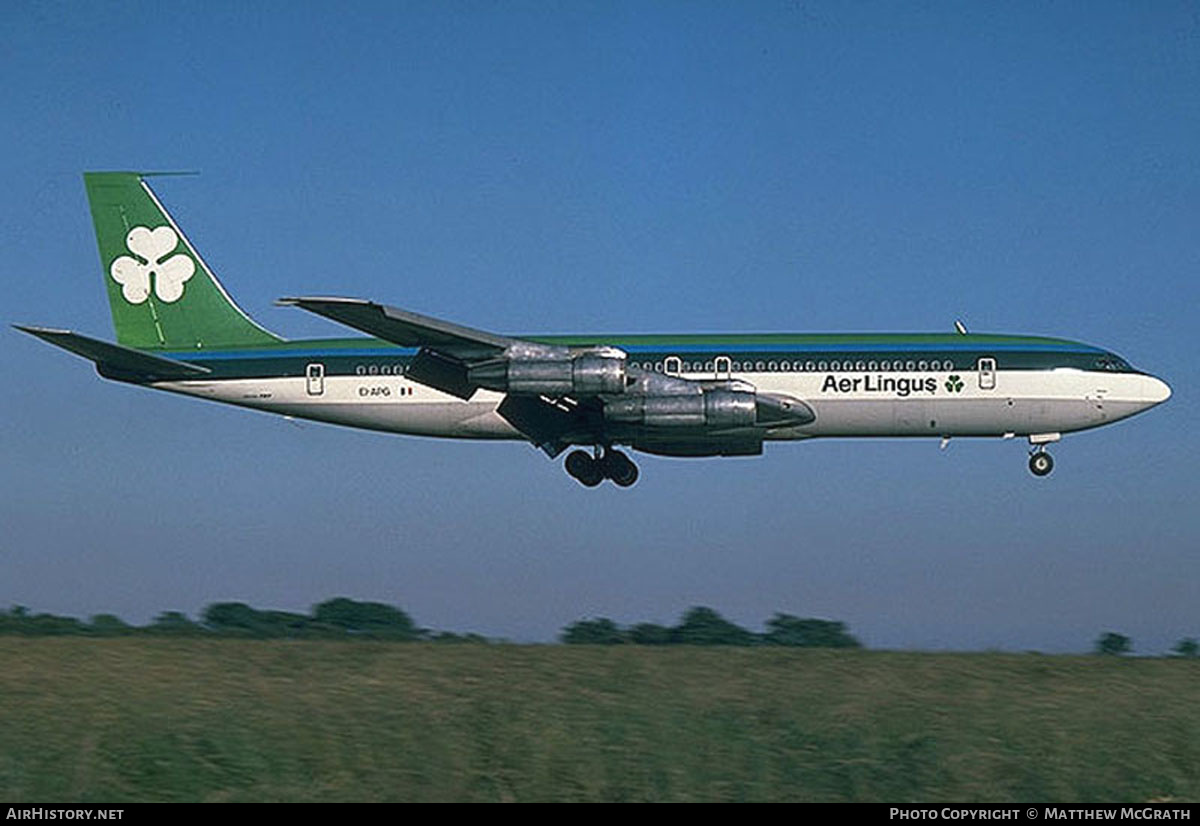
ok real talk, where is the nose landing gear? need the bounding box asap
[564,447,639,488]
[1029,448,1054,477]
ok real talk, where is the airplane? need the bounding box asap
[15,172,1171,487]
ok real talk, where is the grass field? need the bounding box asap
[0,639,1196,802]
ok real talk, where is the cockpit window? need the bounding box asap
[1096,356,1132,372]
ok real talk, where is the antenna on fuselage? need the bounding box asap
[954,319,968,335]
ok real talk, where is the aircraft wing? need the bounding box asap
[279,296,571,401]
[277,297,531,356]
[279,297,814,457]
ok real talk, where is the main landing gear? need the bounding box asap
[564,447,639,488]
[1028,448,1054,477]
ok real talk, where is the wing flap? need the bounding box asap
[405,347,477,400]
[496,394,592,457]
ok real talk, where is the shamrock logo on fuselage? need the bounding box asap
[110,226,195,304]
[945,374,964,393]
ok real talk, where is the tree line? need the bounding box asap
[2,600,1195,655]
[0,600,863,648]
[560,606,862,647]
[0,598,484,642]
[1093,631,1199,658]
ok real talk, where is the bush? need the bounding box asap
[670,607,756,646]
[561,618,625,644]
[1094,632,1132,656]
[89,614,134,636]
[1170,638,1198,658]
[311,598,419,639]
[628,623,672,645]
[763,614,861,648]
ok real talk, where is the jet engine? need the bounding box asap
[469,353,627,397]
[604,389,813,428]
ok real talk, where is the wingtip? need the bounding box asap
[12,324,71,336]
[276,296,370,307]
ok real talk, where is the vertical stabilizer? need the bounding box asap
[83,172,282,350]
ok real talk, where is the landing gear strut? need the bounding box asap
[564,447,639,488]
[1028,448,1054,477]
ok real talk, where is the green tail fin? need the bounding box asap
[84,172,283,350]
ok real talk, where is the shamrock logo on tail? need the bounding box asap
[110,226,195,304]
[945,374,964,393]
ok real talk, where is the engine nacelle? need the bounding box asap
[469,354,627,396]
[604,389,758,429]
[570,354,628,396]
[605,389,814,429]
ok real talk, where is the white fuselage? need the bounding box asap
[155,364,1171,445]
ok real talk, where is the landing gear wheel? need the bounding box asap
[1029,451,1054,477]
[601,450,639,487]
[565,450,604,487]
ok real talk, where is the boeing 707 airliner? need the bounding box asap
[16,172,1171,487]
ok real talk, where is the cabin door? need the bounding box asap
[977,357,996,390]
[715,356,731,380]
[306,363,325,396]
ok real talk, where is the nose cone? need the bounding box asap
[1143,375,1172,405]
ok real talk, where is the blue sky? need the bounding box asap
[2,1,1196,651]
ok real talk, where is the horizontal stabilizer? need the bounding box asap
[278,297,513,356]
[14,325,211,380]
